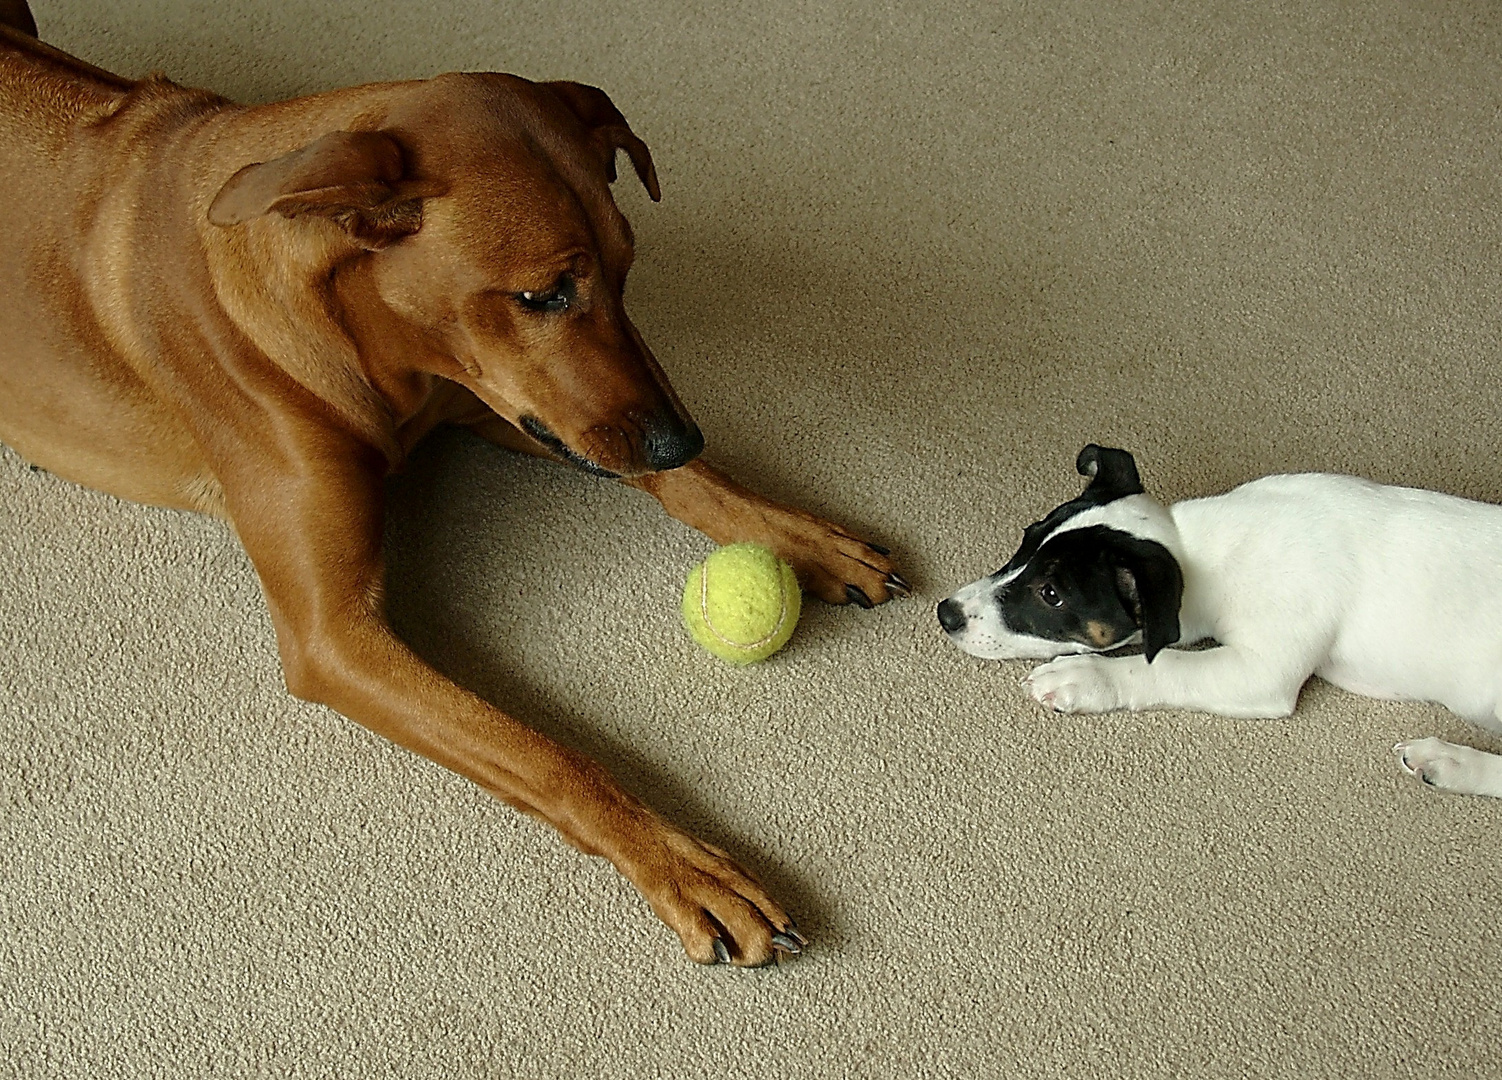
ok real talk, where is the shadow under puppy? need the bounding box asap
[939,445,1502,798]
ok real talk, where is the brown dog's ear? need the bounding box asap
[0,0,38,37]
[209,130,440,247]
[542,81,661,202]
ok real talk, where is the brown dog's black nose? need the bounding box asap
[937,598,966,633]
[642,411,704,472]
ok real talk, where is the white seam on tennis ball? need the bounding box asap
[699,558,790,650]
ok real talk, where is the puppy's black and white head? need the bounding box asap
[938,446,1184,662]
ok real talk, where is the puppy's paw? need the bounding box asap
[1027,654,1124,714]
[1395,737,1501,796]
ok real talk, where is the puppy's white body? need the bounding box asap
[1132,474,1502,726]
[943,454,1502,797]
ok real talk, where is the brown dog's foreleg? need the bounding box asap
[220,431,800,966]
[458,407,907,606]
[628,460,908,606]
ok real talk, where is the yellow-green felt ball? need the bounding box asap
[681,543,801,664]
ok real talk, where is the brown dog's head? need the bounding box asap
[208,73,701,478]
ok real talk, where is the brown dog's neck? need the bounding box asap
[330,254,462,435]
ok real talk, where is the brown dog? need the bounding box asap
[0,5,907,966]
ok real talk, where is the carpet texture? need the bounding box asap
[3,1,1502,1076]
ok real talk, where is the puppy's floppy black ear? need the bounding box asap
[1106,535,1182,662]
[1076,445,1144,502]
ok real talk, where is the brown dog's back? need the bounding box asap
[0,26,235,510]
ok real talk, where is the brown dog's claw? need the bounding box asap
[637,822,798,967]
[885,572,911,598]
[771,933,803,955]
[845,584,874,609]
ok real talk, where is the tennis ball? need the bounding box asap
[681,543,801,665]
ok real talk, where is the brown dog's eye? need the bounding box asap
[1039,582,1064,608]
[517,275,575,313]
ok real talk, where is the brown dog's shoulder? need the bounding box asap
[85,72,230,128]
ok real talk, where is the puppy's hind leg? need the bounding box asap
[1396,737,1502,798]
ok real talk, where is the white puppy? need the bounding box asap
[938,445,1502,797]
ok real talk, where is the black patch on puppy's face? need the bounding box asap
[997,527,1143,652]
[997,445,1144,580]
[996,524,1184,661]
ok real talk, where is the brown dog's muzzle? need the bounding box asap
[521,407,703,478]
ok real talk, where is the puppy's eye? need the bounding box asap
[1039,583,1064,608]
[517,275,574,313]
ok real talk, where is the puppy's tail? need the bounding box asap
[0,0,36,38]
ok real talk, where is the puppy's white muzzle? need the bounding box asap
[938,575,1089,660]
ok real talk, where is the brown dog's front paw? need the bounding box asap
[783,522,908,607]
[632,828,805,968]
[630,461,908,607]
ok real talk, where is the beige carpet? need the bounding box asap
[4,0,1502,1075]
